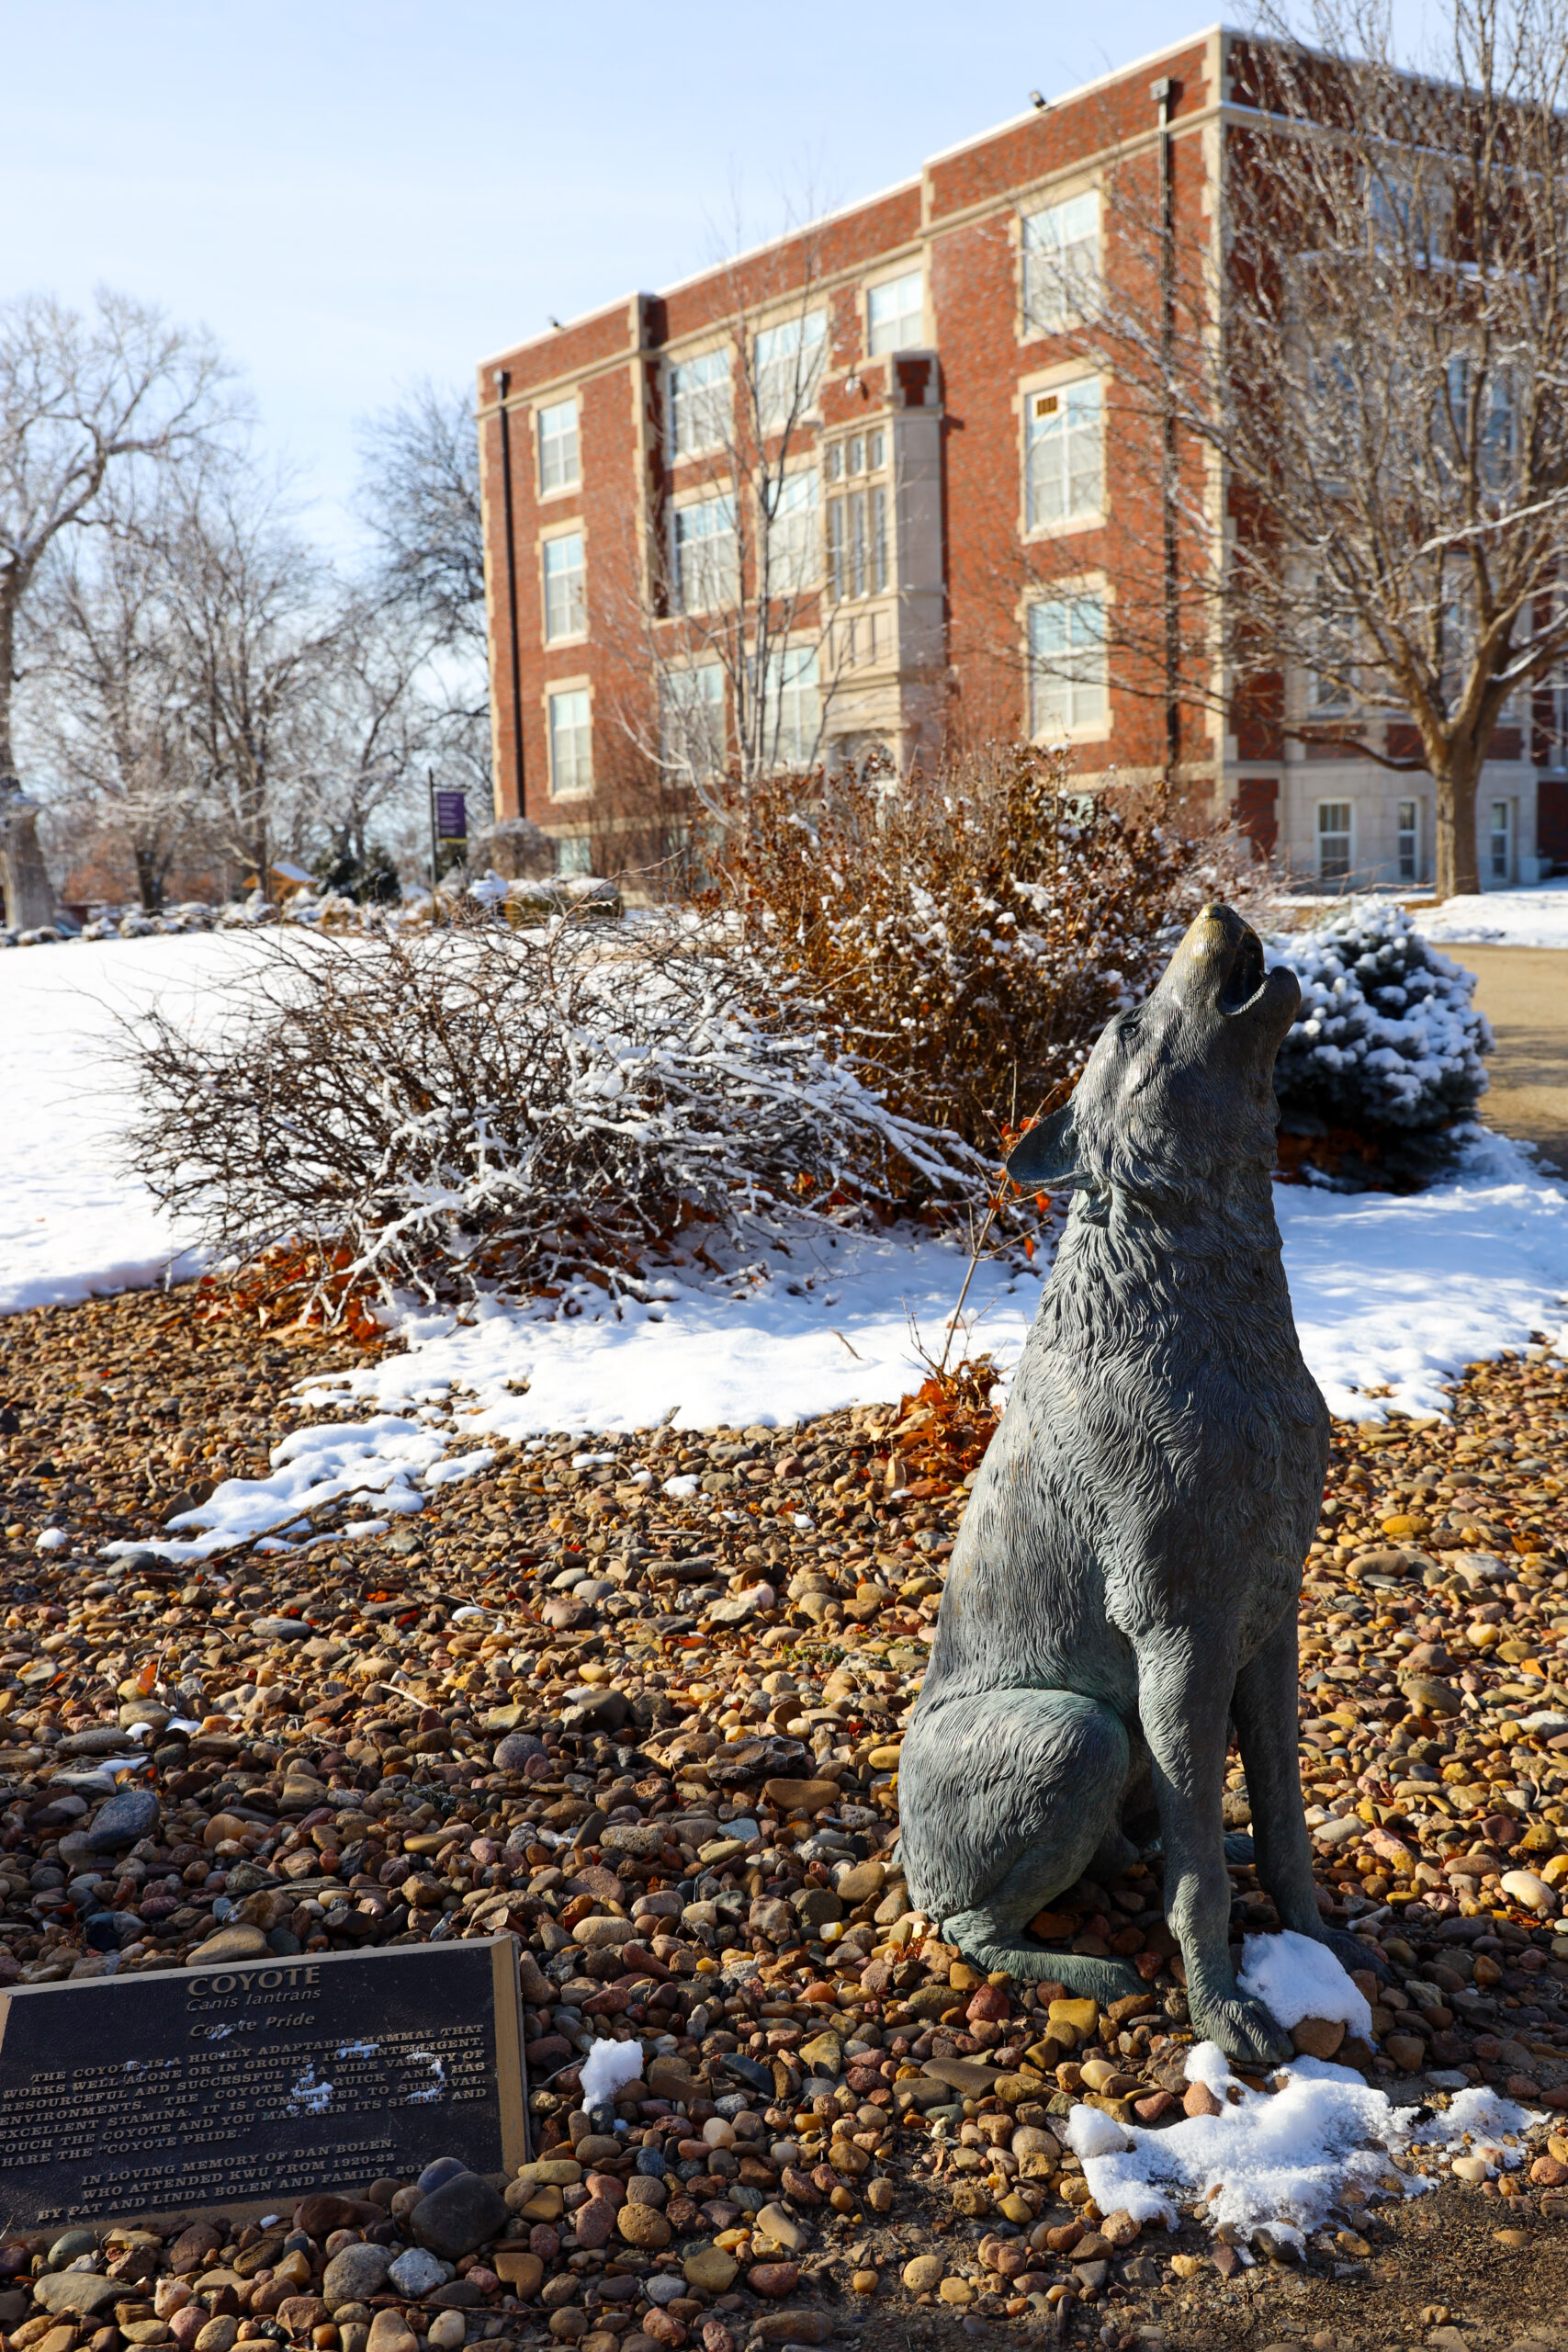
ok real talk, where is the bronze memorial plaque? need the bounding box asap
[0,1937,527,2231]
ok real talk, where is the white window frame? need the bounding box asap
[547,686,592,799]
[1316,798,1353,882]
[557,833,593,876]
[536,399,580,495]
[660,662,727,784]
[1024,375,1104,534]
[1396,797,1419,883]
[1028,589,1108,738]
[541,529,586,644]
[1489,796,1514,882]
[755,310,828,433]
[668,348,731,459]
[762,645,821,770]
[1021,190,1100,334]
[765,469,819,598]
[866,269,925,356]
[671,492,738,615]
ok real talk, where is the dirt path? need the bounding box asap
[1450,944,1568,1177]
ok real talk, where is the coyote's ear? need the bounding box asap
[1006,1105,1088,1191]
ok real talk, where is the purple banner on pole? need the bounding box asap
[434,790,468,840]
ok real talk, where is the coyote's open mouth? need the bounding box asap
[1217,923,1268,1015]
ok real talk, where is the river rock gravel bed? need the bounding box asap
[4,1285,1568,2350]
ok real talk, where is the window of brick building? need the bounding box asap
[1022,191,1100,334]
[763,647,821,768]
[765,470,819,596]
[1316,800,1352,880]
[557,834,593,876]
[1490,797,1513,881]
[671,494,738,613]
[825,431,888,602]
[542,531,586,641]
[825,428,886,482]
[547,689,592,797]
[660,662,726,782]
[1024,377,1103,530]
[867,270,924,356]
[755,311,828,431]
[1308,571,1354,708]
[1397,797,1419,882]
[668,349,731,458]
[1028,591,1107,735]
[537,399,580,493]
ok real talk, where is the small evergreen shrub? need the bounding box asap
[1269,898,1492,1178]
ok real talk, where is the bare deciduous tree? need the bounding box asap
[354,379,493,854]
[0,288,232,787]
[28,477,210,910]
[297,601,463,895]
[1021,0,1568,898]
[355,379,487,658]
[157,455,344,887]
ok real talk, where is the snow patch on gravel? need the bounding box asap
[105,1414,441,1560]
[1235,1928,1373,2037]
[1075,2032,1540,2244]
[578,2040,651,2106]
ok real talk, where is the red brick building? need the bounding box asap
[478,25,1561,890]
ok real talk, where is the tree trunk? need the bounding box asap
[1432,738,1483,903]
[0,579,16,781]
[134,843,164,914]
[0,580,58,929]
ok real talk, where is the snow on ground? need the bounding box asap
[1235,1927,1372,2037]
[0,933,243,1314]
[1278,1125,1568,1419]
[104,1229,1050,1560]
[1417,875,1568,948]
[1067,2005,1540,2244]
[5,932,1568,1558]
[100,1123,1568,1562]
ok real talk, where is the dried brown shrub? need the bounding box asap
[715,744,1260,1148]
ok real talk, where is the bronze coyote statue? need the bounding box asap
[899,904,1377,2065]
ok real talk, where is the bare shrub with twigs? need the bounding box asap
[123,910,984,1310]
[716,743,1262,1148]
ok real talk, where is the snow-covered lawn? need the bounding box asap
[4,932,1568,1560]
[1276,1127,1568,1416]
[1418,875,1568,948]
[0,933,235,1316]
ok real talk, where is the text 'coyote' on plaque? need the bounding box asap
[0,1938,527,2232]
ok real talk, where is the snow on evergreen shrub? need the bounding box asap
[125,910,983,1306]
[1269,897,1491,1136]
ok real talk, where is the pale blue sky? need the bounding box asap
[5,2,1443,553]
